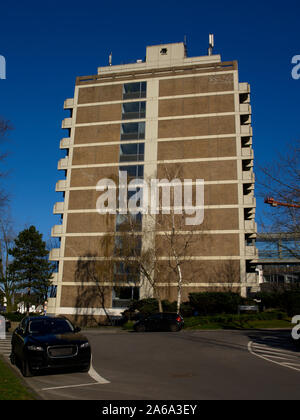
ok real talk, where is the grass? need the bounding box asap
[184,318,292,330]
[0,356,36,400]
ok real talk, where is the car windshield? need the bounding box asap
[28,319,74,335]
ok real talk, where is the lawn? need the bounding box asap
[0,356,36,400]
[183,318,292,330]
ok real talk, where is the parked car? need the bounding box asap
[10,315,91,377]
[133,312,184,332]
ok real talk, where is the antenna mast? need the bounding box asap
[208,34,214,56]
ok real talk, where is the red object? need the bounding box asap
[264,196,300,209]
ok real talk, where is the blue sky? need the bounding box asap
[0,0,299,241]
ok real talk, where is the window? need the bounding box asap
[122,101,146,120]
[119,164,144,178]
[121,122,145,140]
[123,82,146,100]
[48,285,57,298]
[116,213,143,232]
[119,143,144,162]
[114,234,142,257]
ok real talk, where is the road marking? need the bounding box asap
[88,355,110,384]
[248,341,300,373]
[0,334,11,356]
[41,382,104,391]
[41,355,110,391]
[252,347,299,358]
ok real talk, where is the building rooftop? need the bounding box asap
[97,42,221,76]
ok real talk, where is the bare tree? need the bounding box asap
[257,140,300,259]
[74,234,115,326]
[120,163,204,314]
[115,213,165,312]
[0,118,12,210]
[0,217,18,311]
[211,260,241,293]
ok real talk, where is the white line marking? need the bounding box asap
[41,355,110,392]
[41,382,103,391]
[248,341,300,372]
[252,348,300,358]
[252,345,299,356]
[88,354,110,384]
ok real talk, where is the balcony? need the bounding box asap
[51,225,63,237]
[240,125,252,136]
[245,220,257,231]
[49,248,61,261]
[53,202,64,214]
[244,195,256,207]
[245,245,258,258]
[246,272,258,283]
[242,171,255,182]
[62,118,72,129]
[60,138,71,149]
[239,82,250,93]
[240,103,251,114]
[64,98,74,109]
[47,297,57,314]
[56,180,67,191]
[241,147,254,158]
[58,157,69,170]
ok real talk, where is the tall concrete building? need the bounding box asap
[48,41,258,322]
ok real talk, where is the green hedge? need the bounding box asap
[126,293,253,317]
[0,312,38,322]
[188,292,247,315]
[256,291,300,316]
[184,311,288,328]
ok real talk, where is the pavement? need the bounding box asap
[1,328,300,400]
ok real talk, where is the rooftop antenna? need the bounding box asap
[184,35,187,56]
[109,52,112,66]
[208,34,214,56]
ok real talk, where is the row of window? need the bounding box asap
[112,82,147,288]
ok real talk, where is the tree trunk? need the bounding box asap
[158,297,163,313]
[176,265,183,314]
[26,287,31,316]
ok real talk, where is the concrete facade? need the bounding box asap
[48,42,258,321]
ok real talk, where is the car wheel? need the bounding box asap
[135,324,146,332]
[21,358,33,377]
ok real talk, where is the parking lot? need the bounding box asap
[1,328,300,400]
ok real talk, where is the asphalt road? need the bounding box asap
[3,329,300,400]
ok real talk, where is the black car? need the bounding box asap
[10,316,91,377]
[133,312,184,332]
